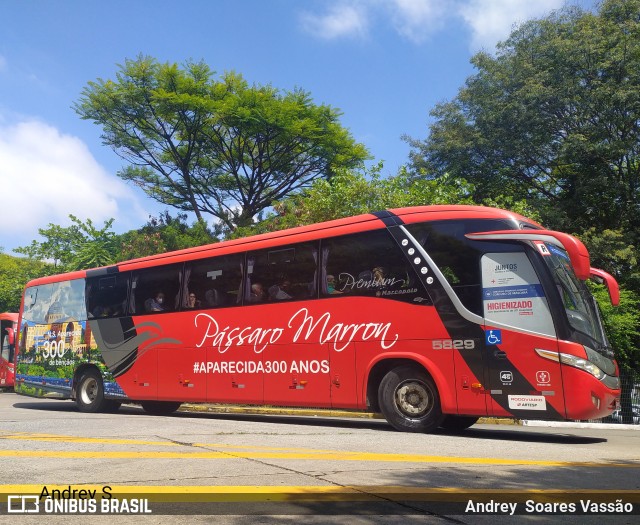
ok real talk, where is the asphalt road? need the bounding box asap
[0,392,638,524]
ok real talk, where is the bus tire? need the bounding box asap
[141,401,182,415]
[76,369,107,413]
[439,415,479,432]
[378,365,443,433]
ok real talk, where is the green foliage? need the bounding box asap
[580,229,639,289]
[14,221,84,269]
[590,283,640,372]
[408,0,640,237]
[233,163,476,237]
[75,56,369,235]
[68,216,117,271]
[117,211,216,261]
[15,215,117,272]
[0,254,51,312]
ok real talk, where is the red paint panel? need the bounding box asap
[116,346,158,401]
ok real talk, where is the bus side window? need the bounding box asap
[22,280,87,324]
[183,254,244,310]
[131,264,182,315]
[85,273,130,318]
[406,219,516,316]
[321,230,428,304]
[246,242,318,304]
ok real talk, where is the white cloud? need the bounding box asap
[300,0,572,52]
[299,2,369,40]
[389,0,447,44]
[0,119,146,251]
[458,0,565,52]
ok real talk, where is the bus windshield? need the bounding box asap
[543,244,607,347]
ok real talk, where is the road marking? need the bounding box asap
[0,432,350,454]
[1,432,638,467]
[0,432,178,447]
[0,448,638,467]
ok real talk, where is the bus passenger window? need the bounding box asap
[405,219,517,315]
[321,230,428,304]
[86,273,129,318]
[183,254,244,310]
[131,264,182,315]
[246,242,318,304]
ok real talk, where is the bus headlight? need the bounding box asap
[536,349,606,380]
[559,353,605,380]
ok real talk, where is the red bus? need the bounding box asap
[0,312,18,389]
[14,205,620,432]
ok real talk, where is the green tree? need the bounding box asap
[233,164,479,237]
[406,0,640,238]
[15,215,117,272]
[14,222,83,269]
[75,56,369,235]
[581,228,639,290]
[0,254,51,312]
[117,211,216,261]
[591,284,640,423]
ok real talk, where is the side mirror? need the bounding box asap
[589,268,620,306]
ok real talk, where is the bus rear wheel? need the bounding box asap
[76,369,108,413]
[439,415,479,432]
[378,365,443,433]
[141,401,182,415]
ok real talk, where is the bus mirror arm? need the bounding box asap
[589,268,620,306]
[465,229,591,280]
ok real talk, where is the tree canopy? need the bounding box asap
[117,212,216,261]
[0,254,50,312]
[406,0,640,236]
[15,215,117,272]
[75,56,369,234]
[232,163,536,238]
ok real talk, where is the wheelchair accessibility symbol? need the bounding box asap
[485,330,502,345]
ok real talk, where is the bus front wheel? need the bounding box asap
[141,401,182,415]
[76,369,107,413]
[378,366,443,433]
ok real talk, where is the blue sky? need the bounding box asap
[0,0,596,253]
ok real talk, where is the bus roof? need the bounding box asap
[22,205,538,287]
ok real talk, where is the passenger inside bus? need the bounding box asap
[268,278,292,301]
[186,293,200,309]
[145,292,165,312]
[326,275,342,294]
[92,305,112,318]
[248,283,266,303]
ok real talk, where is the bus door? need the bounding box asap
[1,325,15,387]
[480,251,566,420]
